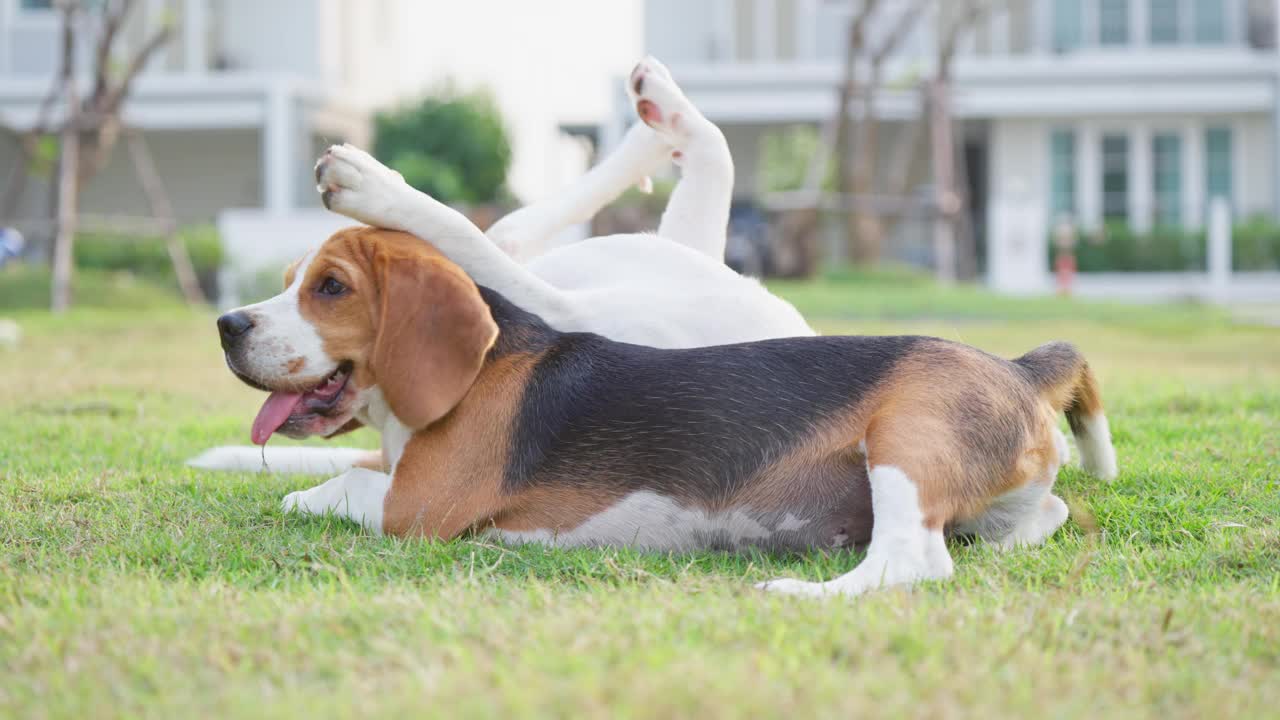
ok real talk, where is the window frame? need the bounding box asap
[1204,125,1233,213]
[1151,131,1184,229]
[1050,128,1078,222]
[1100,132,1131,223]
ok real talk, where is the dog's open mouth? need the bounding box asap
[250,362,352,445]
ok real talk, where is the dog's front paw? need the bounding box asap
[281,485,333,517]
[314,144,411,226]
[755,578,832,597]
[281,489,306,514]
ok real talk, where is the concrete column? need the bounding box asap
[1033,0,1053,54]
[1274,0,1280,218]
[1208,195,1231,297]
[1225,0,1244,46]
[262,81,295,215]
[1131,123,1152,232]
[713,0,736,62]
[183,0,207,73]
[796,0,818,60]
[986,120,1050,294]
[1184,121,1205,229]
[754,0,776,62]
[1083,0,1099,46]
[1078,123,1101,230]
[1132,0,1148,46]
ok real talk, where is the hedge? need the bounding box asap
[73,225,222,279]
[1049,218,1280,272]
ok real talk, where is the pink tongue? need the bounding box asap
[251,391,304,445]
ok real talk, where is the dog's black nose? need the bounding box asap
[217,311,254,348]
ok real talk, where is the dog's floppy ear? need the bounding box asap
[371,253,498,430]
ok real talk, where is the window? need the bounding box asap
[1205,126,1233,209]
[1052,0,1083,51]
[1152,133,1183,227]
[1050,130,1077,220]
[1150,0,1181,44]
[1099,0,1131,45]
[1101,134,1130,221]
[1194,0,1226,43]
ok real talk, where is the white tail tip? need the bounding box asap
[187,446,375,475]
[1076,414,1118,481]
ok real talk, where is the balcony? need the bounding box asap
[645,0,1275,70]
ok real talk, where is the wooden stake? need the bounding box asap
[126,129,206,304]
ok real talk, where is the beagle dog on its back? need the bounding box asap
[218,227,1118,597]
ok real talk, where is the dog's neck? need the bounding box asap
[355,286,563,461]
[476,285,563,358]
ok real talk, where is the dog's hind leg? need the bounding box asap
[486,122,672,262]
[629,56,735,261]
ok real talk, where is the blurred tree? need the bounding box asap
[373,89,513,206]
[0,0,175,311]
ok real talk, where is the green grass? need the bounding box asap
[1,278,1278,719]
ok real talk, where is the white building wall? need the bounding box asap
[217,0,322,77]
[644,0,721,63]
[987,118,1051,293]
[985,111,1274,292]
[1238,113,1275,217]
[77,129,262,224]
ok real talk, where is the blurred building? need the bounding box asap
[0,0,408,225]
[631,0,1280,297]
[0,0,642,302]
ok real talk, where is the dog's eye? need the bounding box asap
[317,277,347,296]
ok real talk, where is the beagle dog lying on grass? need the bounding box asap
[191,57,818,476]
[214,226,1117,597]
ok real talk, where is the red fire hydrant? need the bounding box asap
[1053,219,1077,296]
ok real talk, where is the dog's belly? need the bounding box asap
[485,483,870,554]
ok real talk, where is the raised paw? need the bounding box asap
[626,56,711,154]
[313,144,411,226]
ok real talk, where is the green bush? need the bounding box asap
[1231,215,1280,271]
[759,125,829,194]
[373,88,512,205]
[1051,223,1206,272]
[73,225,222,278]
[1050,218,1280,272]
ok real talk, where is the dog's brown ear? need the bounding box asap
[371,253,498,430]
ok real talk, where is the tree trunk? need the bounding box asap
[833,50,859,267]
[850,67,885,265]
[928,79,956,284]
[833,0,881,266]
[51,3,80,312]
[52,113,80,313]
[850,0,931,266]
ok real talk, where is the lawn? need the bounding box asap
[1,276,1278,719]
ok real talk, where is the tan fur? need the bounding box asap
[863,343,1058,529]
[381,353,537,538]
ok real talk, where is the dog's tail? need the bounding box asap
[186,446,383,475]
[1014,341,1118,480]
